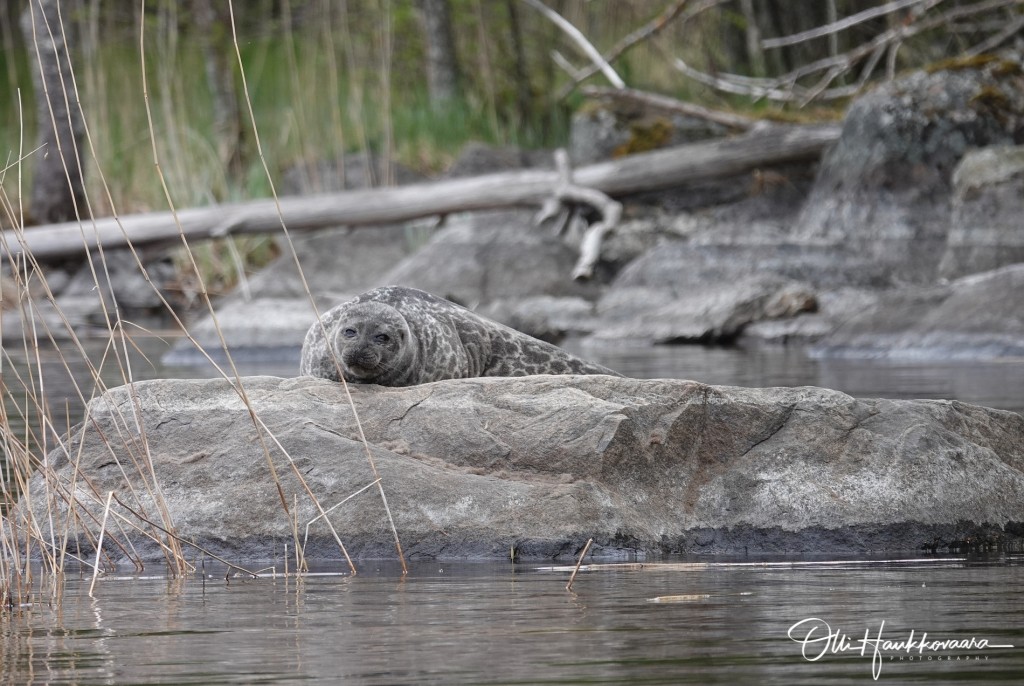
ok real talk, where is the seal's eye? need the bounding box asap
[374,333,390,344]
[342,328,357,338]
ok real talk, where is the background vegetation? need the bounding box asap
[4,0,1018,220]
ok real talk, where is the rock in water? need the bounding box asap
[16,376,1024,562]
[300,286,617,385]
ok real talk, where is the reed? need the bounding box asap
[0,0,836,609]
[0,1,452,610]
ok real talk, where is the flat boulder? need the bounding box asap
[381,210,601,306]
[588,242,888,345]
[16,374,1024,563]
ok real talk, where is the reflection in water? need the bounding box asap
[3,338,1024,683]
[1,558,1022,684]
[578,341,1024,414]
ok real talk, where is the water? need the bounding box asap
[578,342,1024,414]
[4,336,1023,449]
[2,557,1022,684]
[3,337,1023,684]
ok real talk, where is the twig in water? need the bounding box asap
[566,538,593,592]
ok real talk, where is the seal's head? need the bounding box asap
[331,302,417,385]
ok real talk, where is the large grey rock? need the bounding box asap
[814,264,1024,358]
[17,375,1024,562]
[477,295,599,343]
[381,210,601,307]
[589,242,888,345]
[742,288,880,346]
[939,145,1024,280]
[796,57,1024,282]
[593,274,817,344]
[58,249,176,316]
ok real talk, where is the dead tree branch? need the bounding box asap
[519,0,624,89]
[557,0,731,100]
[674,0,1024,105]
[533,150,623,280]
[581,86,756,131]
[761,0,932,49]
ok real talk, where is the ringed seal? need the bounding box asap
[299,286,618,386]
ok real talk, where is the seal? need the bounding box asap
[299,286,618,386]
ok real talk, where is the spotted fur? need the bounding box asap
[299,286,618,386]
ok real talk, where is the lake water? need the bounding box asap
[2,557,1022,684]
[3,336,1023,684]
[4,335,1023,447]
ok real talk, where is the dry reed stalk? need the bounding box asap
[319,0,348,191]
[87,490,114,597]
[565,537,593,591]
[4,1,244,590]
[226,0,407,573]
[252,415,355,573]
[0,0,424,596]
[302,478,381,553]
[138,0,307,576]
[291,493,306,573]
[12,4,203,578]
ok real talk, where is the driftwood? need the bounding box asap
[534,149,623,279]
[3,123,841,268]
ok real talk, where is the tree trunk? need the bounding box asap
[21,0,86,225]
[415,0,461,109]
[192,0,244,183]
[505,0,533,126]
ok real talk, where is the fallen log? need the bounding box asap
[2,123,840,263]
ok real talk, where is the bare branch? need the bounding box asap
[964,14,1024,56]
[519,0,624,89]
[762,0,933,49]
[674,57,797,101]
[674,0,1024,106]
[582,86,756,130]
[557,0,732,100]
[551,49,584,80]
